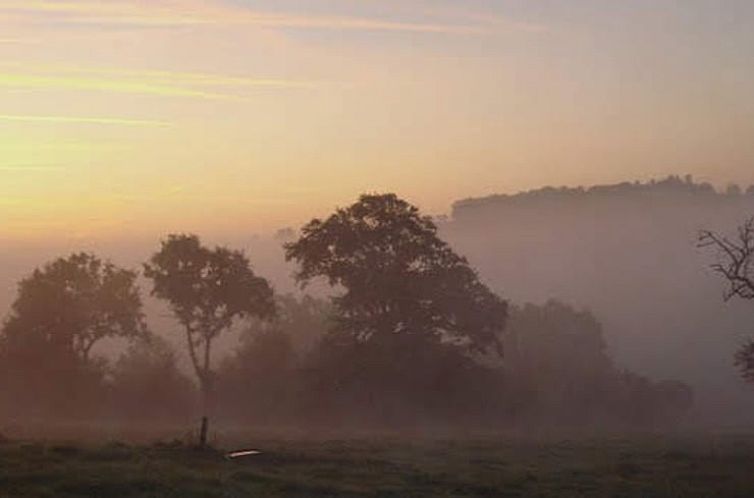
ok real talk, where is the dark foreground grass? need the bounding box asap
[0,435,752,497]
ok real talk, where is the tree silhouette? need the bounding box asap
[2,252,146,363]
[110,335,195,421]
[257,294,332,356]
[699,217,754,381]
[285,193,507,355]
[218,324,296,424]
[502,300,692,427]
[0,253,146,416]
[217,294,331,423]
[144,234,275,446]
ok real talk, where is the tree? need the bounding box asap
[699,218,754,301]
[502,300,692,427]
[263,294,332,356]
[217,294,332,423]
[504,301,612,398]
[284,193,507,355]
[0,253,146,416]
[284,194,507,427]
[109,335,195,421]
[218,326,296,423]
[144,234,275,446]
[699,218,754,381]
[503,301,614,425]
[2,252,146,362]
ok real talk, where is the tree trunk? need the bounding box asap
[198,337,213,449]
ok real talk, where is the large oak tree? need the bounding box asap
[285,193,507,354]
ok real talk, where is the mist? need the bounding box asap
[1,175,750,440]
[443,175,754,428]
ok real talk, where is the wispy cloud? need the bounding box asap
[459,15,546,35]
[0,0,493,35]
[221,13,485,34]
[0,72,237,99]
[0,164,65,171]
[0,37,40,44]
[413,5,548,34]
[0,1,170,20]
[0,65,316,100]
[31,65,318,89]
[0,114,171,127]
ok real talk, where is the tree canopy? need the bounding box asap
[285,193,507,355]
[144,234,276,386]
[503,300,692,427]
[1,252,146,363]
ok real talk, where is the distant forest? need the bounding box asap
[453,175,754,217]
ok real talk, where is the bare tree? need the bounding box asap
[698,217,754,381]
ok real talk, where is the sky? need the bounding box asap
[1,0,753,241]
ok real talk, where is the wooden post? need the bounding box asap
[199,416,209,448]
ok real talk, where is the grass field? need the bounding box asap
[0,434,752,497]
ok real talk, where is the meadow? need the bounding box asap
[0,433,752,497]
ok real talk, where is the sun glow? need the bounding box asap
[0,0,751,241]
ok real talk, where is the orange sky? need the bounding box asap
[1,0,753,241]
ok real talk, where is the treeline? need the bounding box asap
[0,194,692,431]
[453,175,754,221]
[217,297,692,429]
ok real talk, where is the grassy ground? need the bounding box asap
[0,435,752,497]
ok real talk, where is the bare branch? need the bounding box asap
[698,217,754,301]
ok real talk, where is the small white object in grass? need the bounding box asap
[226,449,262,459]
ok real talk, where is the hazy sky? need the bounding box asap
[1,0,753,240]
